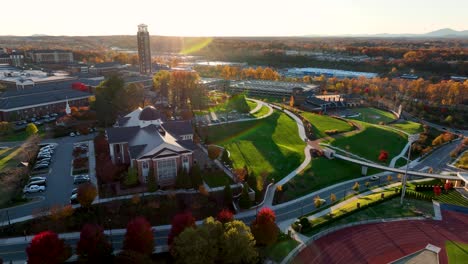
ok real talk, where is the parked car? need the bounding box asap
[70,193,79,204]
[370,176,379,181]
[73,175,90,185]
[33,164,49,170]
[23,185,45,194]
[33,121,43,126]
[50,113,58,117]
[70,132,76,137]
[37,155,52,160]
[27,179,47,187]
[71,188,78,195]
[29,176,47,182]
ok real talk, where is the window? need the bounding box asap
[157,159,177,180]
[182,155,189,171]
[142,160,149,169]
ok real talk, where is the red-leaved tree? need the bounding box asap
[77,224,112,262]
[250,207,279,246]
[26,231,71,264]
[378,150,389,162]
[444,182,453,192]
[433,185,442,196]
[217,209,234,223]
[168,212,196,246]
[123,217,154,256]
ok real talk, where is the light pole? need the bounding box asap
[400,134,419,205]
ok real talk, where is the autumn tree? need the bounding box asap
[26,231,71,264]
[387,175,393,182]
[172,217,223,264]
[221,220,258,263]
[26,123,38,136]
[217,209,234,223]
[352,182,360,192]
[378,150,389,162]
[123,217,154,256]
[153,70,171,99]
[77,224,112,263]
[330,193,337,203]
[250,207,279,246]
[77,183,97,208]
[207,145,222,160]
[314,195,324,208]
[168,212,196,246]
[289,95,295,107]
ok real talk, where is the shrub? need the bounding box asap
[26,231,71,264]
[124,167,139,187]
[123,217,154,255]
[250,207,279,246]
[239,184,252,209]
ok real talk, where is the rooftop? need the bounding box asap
[231,80,318,93]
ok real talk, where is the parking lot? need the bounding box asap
[2,134,96,220]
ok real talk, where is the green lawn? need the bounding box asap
[262,235,299,262]
[279,157,383,203]
[304,196,433,236]
[455,150,468,170]
[0,128,46,142]
[247,100,258,111]
[347,107,397,124]
[445,241,468,264]
[390,121,424,134]
[302,112,354,138]
[407,180,468,207]
[202,170,234,188]
[395,157,409,168]
[205,111,305,182]
[0,147,22,170]
[251,105,270,118]
[329,121,407,164]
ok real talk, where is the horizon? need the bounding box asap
[1,0,467,37]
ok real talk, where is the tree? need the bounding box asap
[387,175,393,182]
[77,183,97,208]
[314,195,324,208]
[352,182,360,192]
[168,212,196,246]
[365,181,370,188]
[289,95,295,107]
[26,123,38,136]
[221,220,258,264]
[26,231,71,264]
[207,145,222,160]
[153,70,171,99]
[93,75,125,125]
[77,224,112,262]
[223,183,233,205]
[147,166,157,192]
[175,168,191,189]
[124,167,139,187]
[239,183,252,209]
[330,193,337,203]
[378,150,389,162]
[250,207,279,246]
[190,163,203,189]
[172,217,223,264]
[217,209,234,223]
[123,217,154,255]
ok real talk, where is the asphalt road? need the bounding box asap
[0,138,463,263]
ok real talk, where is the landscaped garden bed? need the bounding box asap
[72,143,89,175]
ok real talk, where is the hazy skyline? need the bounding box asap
[2,0,467,36]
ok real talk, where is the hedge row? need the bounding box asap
[293,191,400,234]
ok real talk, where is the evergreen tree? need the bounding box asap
[190,163,203,189]
[239,183,252,209]
[223,183,233,205]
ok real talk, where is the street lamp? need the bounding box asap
[400,134,419,205]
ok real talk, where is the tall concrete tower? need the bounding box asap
[137,24,152,75]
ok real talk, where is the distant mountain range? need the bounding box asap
[305,28,468,38]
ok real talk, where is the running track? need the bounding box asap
[293,210,468,264]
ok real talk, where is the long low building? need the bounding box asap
[0,81,92,121]
[230,80,318,98]
[287,67,378,79]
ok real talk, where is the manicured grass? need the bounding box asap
[279,157,382,203]
[0,129,46,142]
[202,170,234,188]
[329,121,407,164]
[407,180,468,207]
[205,111,305,182]
[394,157,409,168]
[247,100,258,111]
[390,121,423,134]
[262,235,299,262]
[302,112,354,138]
[445,241,468,264]
[251,105,270,118]
[347,107,397,124]
[0,147,22,170]
[304,196,433,236]
[455,150,468,170]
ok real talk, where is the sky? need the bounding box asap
[2,0,467,36]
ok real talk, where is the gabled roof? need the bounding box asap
[161,120,193,136]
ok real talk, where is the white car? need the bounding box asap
[370,176,379,181]
[70,132,76,137]
[23,185,45,194]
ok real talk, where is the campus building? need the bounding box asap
[229,80,318,98]
[106,106,195,187]
[29,50,74,64]
[137,24,152,75]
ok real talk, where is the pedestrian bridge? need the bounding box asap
[334,153,459,180]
